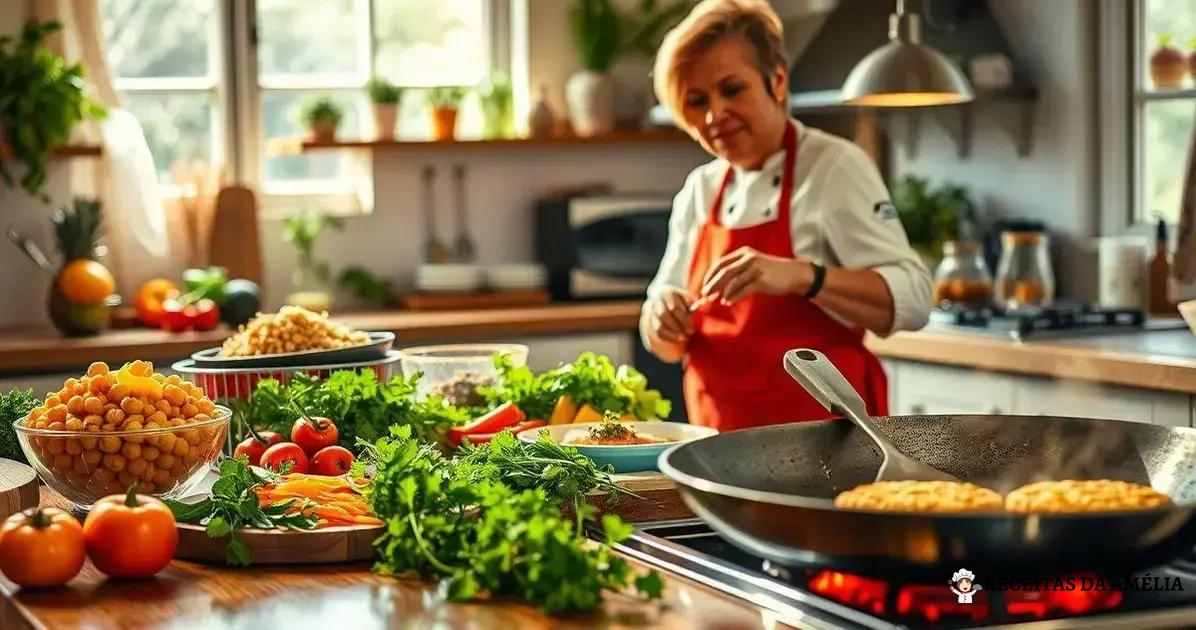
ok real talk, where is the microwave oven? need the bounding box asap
[534,193,673,300]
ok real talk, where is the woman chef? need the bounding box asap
[641,0,931,431]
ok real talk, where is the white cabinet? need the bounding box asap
[885,360,1016,416]
[884,359,1194,427]
[1012,377,1190,427]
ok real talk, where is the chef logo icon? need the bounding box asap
[949,568,982,603]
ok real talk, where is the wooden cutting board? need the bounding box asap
[208,185,263,286]
[176,522,383,565]
[0,458,39,521]
[582,471,692,523]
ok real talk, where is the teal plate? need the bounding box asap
[517,422,718,473]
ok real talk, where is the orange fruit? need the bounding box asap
[58,259,116,305]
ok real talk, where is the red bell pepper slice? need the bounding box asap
[459,419,547,446]
[448,402,526,447]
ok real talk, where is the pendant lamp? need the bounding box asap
[841,0,974,107]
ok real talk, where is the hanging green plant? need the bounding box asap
[0,20,106,201]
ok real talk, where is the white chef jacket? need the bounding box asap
[644,120,932,335]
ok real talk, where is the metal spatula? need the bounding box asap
[784,348,960,483]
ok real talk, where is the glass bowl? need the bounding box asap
[398,344,528,406]
[15,405,230,510]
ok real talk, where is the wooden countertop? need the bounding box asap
[867,325,1196,394]
[0,301,644,375]
[0,488,783,629]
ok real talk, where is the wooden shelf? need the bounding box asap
[299,130,693,153]
[0,143,103,160]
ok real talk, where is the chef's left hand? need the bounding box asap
[700,246,813,304]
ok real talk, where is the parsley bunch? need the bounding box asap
[0,388,38,464]
[242,370,469,448]
[166,457,317,566]
[358,426,663,614]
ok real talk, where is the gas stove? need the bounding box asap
[925,303,1185,340]
[614,519,1196,629]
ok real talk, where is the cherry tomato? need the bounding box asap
[309,445,355,476]
[83,486,177,579]
[260,442,310,474]
[290,417,339,456]
[0,507,85,588]
[232,429,282,467]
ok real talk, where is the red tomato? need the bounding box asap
[232,430,282,466]
[0,507,85,588]
[309,446,355,476]
[448,402,526,447]
[190,299,221,331]
[290,417,339,455]
[260,442,309,474]
[82,487,177,579]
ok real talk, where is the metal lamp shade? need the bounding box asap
[841,39,974,107]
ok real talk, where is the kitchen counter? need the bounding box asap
[0,489,777,630]
[867,326,1196,394]
[0,301,644,375]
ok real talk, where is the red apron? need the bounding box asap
[683,122,889,431]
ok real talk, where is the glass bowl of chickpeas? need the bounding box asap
[13,360,230,510]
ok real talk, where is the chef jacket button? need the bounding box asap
[727,204,736,215]
[772,175,781,187]
[763,208,772,217]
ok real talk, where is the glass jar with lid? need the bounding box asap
[995,230,1055,308]
[932,241,993,307]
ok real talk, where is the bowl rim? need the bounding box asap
[14,404,231,438]
[517,421,718,450]
[397,343,530,362]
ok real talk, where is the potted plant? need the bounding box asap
[48,199,116,337]
[478,73,514,140]
[366,78,403,140]
[1150,34,1187,89]
[300,97,344,143]
[891,176,978,265]
[282,211,345,313]
[0,20,106,201]
[566,0,621,136]
[427,87,467,141]
[615,0,692,128]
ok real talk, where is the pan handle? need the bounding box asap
[783,348,891,448]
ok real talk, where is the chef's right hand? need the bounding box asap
[645,289,693,344]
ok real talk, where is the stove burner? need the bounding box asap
[928,302,1151,339]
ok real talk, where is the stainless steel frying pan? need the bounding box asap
[659,365,1196,577]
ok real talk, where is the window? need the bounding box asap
[1134,0,1196,225]
[99,0,223,187]
[99,0,496,210]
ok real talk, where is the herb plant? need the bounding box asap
[481,352,671,420]
[366,78,403,105]
[0,388,37,464]
[891,176,978,259]
[0,20,106,200]
[426,86,467,109]
[569,0,621,72]
[300,97,344,128]
[282,210,344,286]
[357,426,662,614]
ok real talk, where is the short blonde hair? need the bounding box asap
[653,0,788,133]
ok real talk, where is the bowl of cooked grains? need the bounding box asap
[187,305,393,368]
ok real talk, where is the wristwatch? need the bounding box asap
[804,263,826,300]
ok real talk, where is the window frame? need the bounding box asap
[107,0,504,214]
[1104,0,1196,235]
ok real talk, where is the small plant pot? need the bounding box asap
[309,120,339,143]
[372,103,397,140]
[429,107,459,141]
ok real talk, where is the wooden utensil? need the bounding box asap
[208,185,263,286]
[0,459,39,521]
[452,164,476,262]
[783,348,961,483]
[422,166,452,263]
[176,522,383,565]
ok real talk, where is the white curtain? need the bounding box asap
[33,0,172,293]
